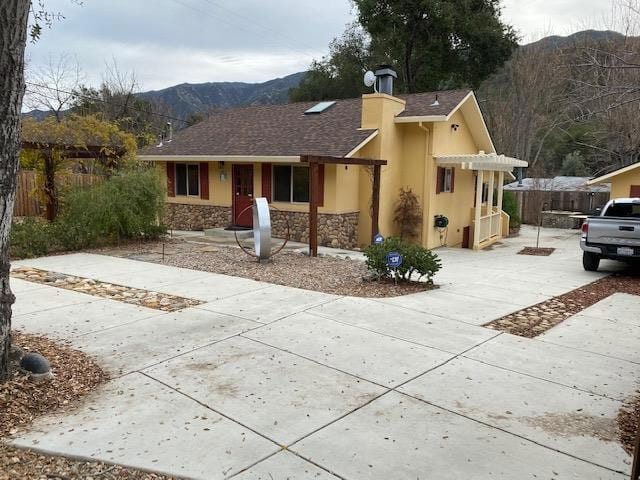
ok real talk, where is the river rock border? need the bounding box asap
[484,274,640,337]
[12,267,202,312]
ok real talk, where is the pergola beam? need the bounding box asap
[302,154,388,257]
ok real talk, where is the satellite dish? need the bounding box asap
[364,70,376,89]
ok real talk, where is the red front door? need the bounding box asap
[233,164,254,227]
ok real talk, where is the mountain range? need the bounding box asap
[24,31,628,123]
[137,71,306,120]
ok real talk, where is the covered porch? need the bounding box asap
[436,153,528,250]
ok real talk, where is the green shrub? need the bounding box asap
[9,219,54,259]
[502,190,521,229]
[10,168,166,258]
[364,237,441,284]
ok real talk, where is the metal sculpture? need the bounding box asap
[234,198,290,262]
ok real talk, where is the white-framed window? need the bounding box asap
[175,163,200,196]
[273,165,309,203]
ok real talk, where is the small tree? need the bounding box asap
[393,188,422,240]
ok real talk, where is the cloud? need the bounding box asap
[26,0,615,92]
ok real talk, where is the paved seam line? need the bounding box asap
[139,371,284,448]
[397,390,627,476]
[303,308,494,357]
[457,354,630,402]
[535,337,640,366]
[238,335,391,390]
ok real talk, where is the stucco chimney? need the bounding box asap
[374,66,397,96]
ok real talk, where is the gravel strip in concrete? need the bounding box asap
[484,274,640,337]
[12,267,202,312]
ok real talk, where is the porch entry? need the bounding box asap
[233,164,254,227]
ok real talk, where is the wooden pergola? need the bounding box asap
[20,141,126,221]
[301,155,388,257]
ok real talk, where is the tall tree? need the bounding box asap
[26,52,83,121]
[355,0,517,92]
[290,24,375,102]
[73,59,173,147]
[0,0,30,381]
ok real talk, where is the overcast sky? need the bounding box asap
[26,0,615,92]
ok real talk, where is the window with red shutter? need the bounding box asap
[166,162,175,197]
[199,163,209,200]
[630,185,640,197]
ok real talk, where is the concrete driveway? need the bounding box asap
[9,227,638,479]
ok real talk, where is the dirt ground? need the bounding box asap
[95,239,438,298]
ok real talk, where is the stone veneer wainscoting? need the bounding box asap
[165,203,360,249]
[271,211,359,249]
[165,204,232,231]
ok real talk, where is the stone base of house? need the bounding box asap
[272,211,359,249]
[165,203,232,231]
[164,203,359,249]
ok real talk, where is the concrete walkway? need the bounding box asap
[9,228,638,479]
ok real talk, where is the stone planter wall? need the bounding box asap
[165,203,231,230]
[272,211,359,249]
[541,211,583,230]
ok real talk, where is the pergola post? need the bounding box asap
[473,170,484,249]
[497,171,505,234]
[371,164,381,243]
[303,155,387,257]
[487,170,495,235]
[308,158,319,257]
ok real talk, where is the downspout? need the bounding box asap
[418,122,431,247]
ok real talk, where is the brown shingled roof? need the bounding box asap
[140,89,472,158]
[397,89,472,118]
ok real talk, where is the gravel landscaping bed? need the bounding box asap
[485,273,640,337]
[0,331,179,479]
[12,267,203,312]
[96,240,437,298]
[619,391,640,455]
[518,247,556,256]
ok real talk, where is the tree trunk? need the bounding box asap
[43,154,58,221]
[0,0,30,381]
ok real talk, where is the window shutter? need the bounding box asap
[436,167,444,194]
[262,163,272,202]
[450,168,455,193]
[318,164,325,206]
[166,162,175,197]
[199,163,209,200]
[630,185,640,197]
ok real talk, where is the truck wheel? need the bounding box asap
[583,252,600,272]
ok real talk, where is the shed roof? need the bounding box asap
[504,176,611,193]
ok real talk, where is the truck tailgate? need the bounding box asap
[587,218,640,247]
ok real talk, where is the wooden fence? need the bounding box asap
[13,170,104,218]
[509,189,610,225]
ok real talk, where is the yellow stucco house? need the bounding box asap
[139,69,527,250]
[588,162,640,200]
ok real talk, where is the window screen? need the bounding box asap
[292,167,309,202]
[188,164,199,196]
[175,164,187,196]
[273,165,291,202]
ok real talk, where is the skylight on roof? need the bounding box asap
[304,101,336,115]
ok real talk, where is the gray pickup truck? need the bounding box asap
[580,198,640,271]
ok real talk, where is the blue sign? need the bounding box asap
[374,234,385,245]
[386,251,403,268]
